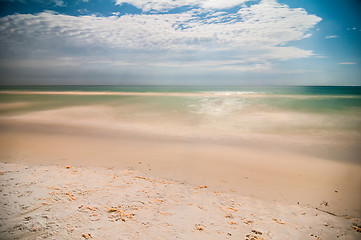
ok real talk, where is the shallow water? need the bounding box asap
[0,86,360,162]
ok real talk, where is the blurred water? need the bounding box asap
[0,86,360,147]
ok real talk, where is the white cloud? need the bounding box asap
[115,0,251,11]
[325,35,338,39]
[339,62,356,65]
[1,0,67,6]
[0,58,137,68]
[261,47,315,60]
[0,0,321,72]
[54,0,66,7]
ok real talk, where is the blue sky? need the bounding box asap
[0,0,360,85]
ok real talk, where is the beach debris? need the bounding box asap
[65,192,75,201]
[352,223,361,233]
[86,206,96,211]
[81,233,92,239]
[320,201,329,207]
[79,205,97,213]
[336,233,346,238]
[246,229,264,240]
[315,208,337,216]
[65,166,71,169]
[272,218,285,225]
[310,233,321,239]
[194,223,206,231]
[227,207,238,212]
[148,198,164,204]
[244,220,254,225]
[135,176,148,180]
[225,213,234,219]
[252,230,262,235]
[107,207,135,222]
[228,221,237,225]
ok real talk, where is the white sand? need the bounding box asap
[1,162,360,240]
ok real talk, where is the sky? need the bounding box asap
[0,0,360,85]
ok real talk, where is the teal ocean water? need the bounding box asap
[0,85,360,162]
[1,85,360,115]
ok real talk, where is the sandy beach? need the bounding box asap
[1,88,361,239]
[1,118,361,239]
[1,161,361,240]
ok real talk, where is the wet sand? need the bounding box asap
[1,120,360,218]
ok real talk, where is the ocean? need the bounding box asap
[1,85,360,162]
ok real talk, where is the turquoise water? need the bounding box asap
[1,85,360,114]
[0,86,360,150]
